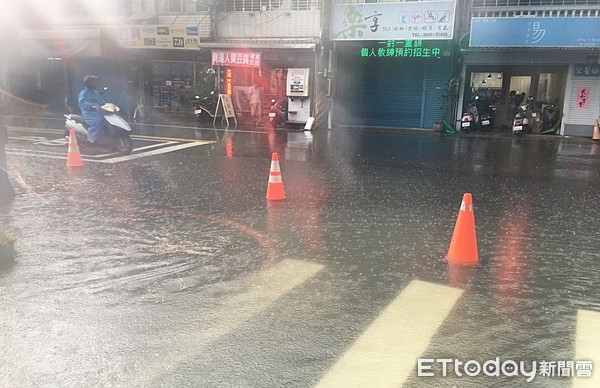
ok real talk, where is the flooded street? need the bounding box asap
[1,127,600,387]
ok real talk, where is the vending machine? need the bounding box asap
[286,68,311,124]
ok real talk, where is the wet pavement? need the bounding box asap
[1,124,600,387]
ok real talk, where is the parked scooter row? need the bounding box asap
[460,97,497,133]
[461,95,559,137]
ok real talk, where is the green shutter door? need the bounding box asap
[336,55,451,129]
[422,59,452,129]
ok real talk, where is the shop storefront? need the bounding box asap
[116,25,319,120]
[335,39,454,129]
[211,46,316,122]
[460,63,568,132]
[14,28,131,112]
[465,16,600,136]
[563,63,600,136]
[330,1,457,130]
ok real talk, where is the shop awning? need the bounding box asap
[19,28,104,58]
[201,41,317,50]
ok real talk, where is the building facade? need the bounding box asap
[2,0,600,135]
[2,0,329,123]
[458,0,600,136]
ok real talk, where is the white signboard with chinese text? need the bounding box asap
[212,50,262,68]
[332,1,456,41]
[116,25,201,49]
[214,94,237,128]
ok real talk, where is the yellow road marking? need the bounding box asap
[315,280,463,388]
[126,259,323,386]
[573,309,600,388]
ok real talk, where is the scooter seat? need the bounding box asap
[69,114,88,125]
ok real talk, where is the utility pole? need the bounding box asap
[0,126,15,204]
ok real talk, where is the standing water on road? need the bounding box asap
[1,129,600,387]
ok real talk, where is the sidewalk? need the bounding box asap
[1,105,595,146]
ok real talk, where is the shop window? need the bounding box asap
[509,76,531,97]
[470,72,503,90]
[226,0,282,11]
[291,0,318,10]
[168,0,211,12]
[537,73,563,104]
[57,0,122,16]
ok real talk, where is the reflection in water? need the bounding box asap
[493,201,531,315]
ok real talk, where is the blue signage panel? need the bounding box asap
[573,64,600,77]
[470,17,600,48]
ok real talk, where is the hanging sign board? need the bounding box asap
[470,17,600,48]
[331,1,456,41]
[573,64,600,77]
[116,25,201,49]
[212,50,262,68]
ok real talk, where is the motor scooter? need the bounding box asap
[194,91,218,123]
[541,103,560,134]
[64,103,134,155]
[461,112,477,133]
[512,96,535,137]
[268,98,287,129]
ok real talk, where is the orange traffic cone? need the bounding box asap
[266,152,285,200]
[66,129,83,168]
[593,119,600,141]
[446,193,479,266]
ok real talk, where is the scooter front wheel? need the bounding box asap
[116,134,134,155]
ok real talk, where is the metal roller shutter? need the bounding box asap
[422,60,452,129]
[336,55,451,129]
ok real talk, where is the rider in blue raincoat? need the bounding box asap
[78,75,106,143]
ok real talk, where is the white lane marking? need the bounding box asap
[573,309,600,388]
[125,259,324,386]
[7,141,213,164]
[99,141,211,164]
[131,141,177,152]
[315,280,464,388]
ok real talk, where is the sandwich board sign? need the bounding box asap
[214,94,237,128]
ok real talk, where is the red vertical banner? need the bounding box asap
[225,68,233,95]
[577,88,589,108]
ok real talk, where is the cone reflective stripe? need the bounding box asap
[446,193,479,266]
[266,152,285,200]
[66,129,83,168]
[269,174,283,184]
[593,119,600,141]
